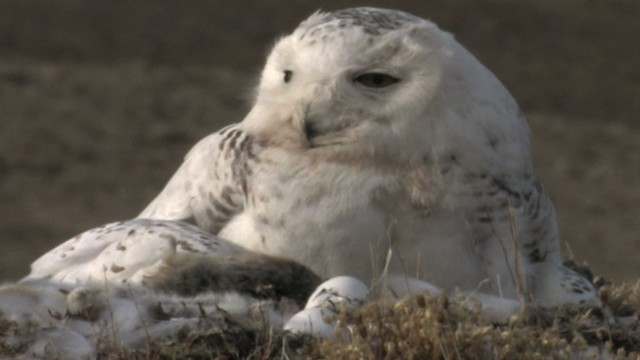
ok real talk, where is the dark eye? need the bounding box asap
[284,70,293,83]
[353,73,399,88]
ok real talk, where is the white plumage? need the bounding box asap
[140,7,599,307]
[24,219,246,285]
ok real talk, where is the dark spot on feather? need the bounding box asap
[159,233,176,242]
[110,264,125,273]
[488,137,499,150]
[177,240,196,252]
[477,216,492,223]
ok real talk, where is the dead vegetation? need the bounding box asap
[3,280,637,359]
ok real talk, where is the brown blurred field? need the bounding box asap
[0,0,638,283]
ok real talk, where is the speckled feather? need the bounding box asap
[25,219,246,285]
[140,124,251,233]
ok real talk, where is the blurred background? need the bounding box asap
[0,0,638,282]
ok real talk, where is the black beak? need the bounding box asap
[304,121,319,143]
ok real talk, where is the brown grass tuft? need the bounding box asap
[2,281,640,359]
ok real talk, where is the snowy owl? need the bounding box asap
[140,7,598,308]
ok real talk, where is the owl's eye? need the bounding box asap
[284,70,293,83]
[353,73,399,88]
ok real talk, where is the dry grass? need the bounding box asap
[129,281,640,359]
[146,280,640,359]
[103,321,286,359]
[3,280,637,359]
[310,281,640,360]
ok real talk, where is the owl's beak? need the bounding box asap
[301,104,319,147]
[303,121,320,144]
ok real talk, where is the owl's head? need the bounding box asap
[244,8,530,171]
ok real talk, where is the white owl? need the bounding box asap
[140,7,599,308]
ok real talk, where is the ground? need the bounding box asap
[0,0,638,283]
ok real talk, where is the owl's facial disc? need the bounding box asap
[253,7,447,151]
[302,70,401,146]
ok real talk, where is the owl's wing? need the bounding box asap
[510,179,561,265]
[463,174,561,265]
[474,175,602,305]
[139,124,252,234]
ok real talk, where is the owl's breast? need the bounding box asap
[219,152,396,278]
